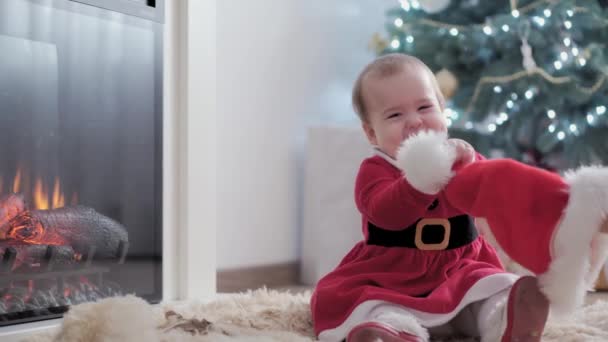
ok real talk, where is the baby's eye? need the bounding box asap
[387,113,402,119]
[418,105,432,111]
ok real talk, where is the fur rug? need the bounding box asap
[24,288,608,342]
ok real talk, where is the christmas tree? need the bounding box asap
[373,0,608,170]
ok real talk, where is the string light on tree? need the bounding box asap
[497,112,509,124]
[578,58,587,66]
[572,47,579,56]
[554,60,563,70]
[533,16,546,26]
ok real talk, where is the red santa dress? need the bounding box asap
[310,138,517,341]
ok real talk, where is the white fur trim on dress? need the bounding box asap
[539,166,608,317]
[395,130,457,195]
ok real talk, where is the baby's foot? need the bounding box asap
[347,322,422,342]
[501,276,549,342]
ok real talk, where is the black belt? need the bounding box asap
[366,215,478,250]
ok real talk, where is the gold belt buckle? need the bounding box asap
[414,218,451,251]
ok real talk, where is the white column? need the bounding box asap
[163,0,217,301]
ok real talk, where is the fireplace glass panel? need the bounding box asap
[0,0,163,326]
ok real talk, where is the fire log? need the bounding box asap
[0,194,26,239]
[0,194,129,259]
[0,244,77,271]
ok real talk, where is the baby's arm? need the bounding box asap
[355,159,436,230]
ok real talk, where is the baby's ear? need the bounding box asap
[395,130,456,194]
[361,122,377,146]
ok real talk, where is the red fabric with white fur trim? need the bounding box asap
[443,159,569,274]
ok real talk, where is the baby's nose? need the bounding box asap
[405,116,423,130]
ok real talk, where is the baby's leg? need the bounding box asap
[476,276,548,342]
[441,288,509,341]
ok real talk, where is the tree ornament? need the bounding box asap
[369,33,389,54]
[519,20,537,73]
[417,0,451,13]
[435,68,459,100]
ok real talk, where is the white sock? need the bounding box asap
[368,305,430,342]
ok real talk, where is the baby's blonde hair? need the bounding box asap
[352,53,446,123]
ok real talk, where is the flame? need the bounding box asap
[12,168,22,194]
[27,177,71,210]
[0,168,75,246]
[3,168,75,210]
[52,178,65,208]
[34,179,49,210]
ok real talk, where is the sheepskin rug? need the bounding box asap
[24,288,608,342]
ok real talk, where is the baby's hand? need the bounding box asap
[447,138,475,171]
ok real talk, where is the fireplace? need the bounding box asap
[0,0,163,326]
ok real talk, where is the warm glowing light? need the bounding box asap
[52,177,66,209]
[13,168,22,193]
[34,179,49,210]
[7,170,74,210]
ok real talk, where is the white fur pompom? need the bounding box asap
[396,130,456,195]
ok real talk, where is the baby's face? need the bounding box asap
[362,66,447,159]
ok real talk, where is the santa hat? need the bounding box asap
[396,130,608,316]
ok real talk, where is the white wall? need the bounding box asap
[216,1,395,269]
